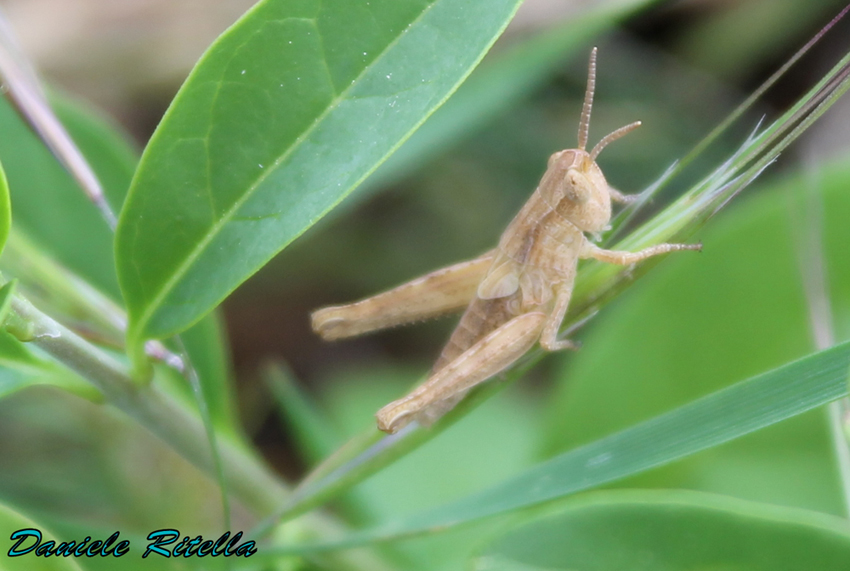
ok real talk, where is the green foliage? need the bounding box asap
[0,502,83,571]
[252,338,850,553]
[474,490,850,571]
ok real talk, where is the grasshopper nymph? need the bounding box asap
[312,48,700,434]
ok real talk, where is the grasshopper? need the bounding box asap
[312,48,700,434]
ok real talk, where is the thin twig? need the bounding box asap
[0,10,117,229]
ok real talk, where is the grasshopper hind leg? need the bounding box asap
[376,311,547,433]
[312,251,494,340]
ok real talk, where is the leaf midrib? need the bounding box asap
[131,0,446,338]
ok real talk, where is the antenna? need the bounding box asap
[577,47,597,151]
[590,121,641,161]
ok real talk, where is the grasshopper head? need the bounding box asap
[540,48,641,233]
[543,148,612,232]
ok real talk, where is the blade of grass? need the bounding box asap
[675,4,850,178]
[263,362,341,466]
[568,47,850,326]
[256,340,850,555]
[607,4,850,243]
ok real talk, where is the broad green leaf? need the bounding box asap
[257,340,850,554]
[474,490,850,571]
[115,0,526,346]
[0,502,85,571]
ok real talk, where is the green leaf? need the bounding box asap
[473,490,850,571]
[115,0,526,346]
[0,159,11,256]
[259,341,850,553]
[0,502,85,571]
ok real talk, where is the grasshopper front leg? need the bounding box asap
[607,186,640,205]
[581,241,701,265]
[312,251,495,340]
[376,311,547,433]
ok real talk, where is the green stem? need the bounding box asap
[6,294,397,570]
[8,293,287,513]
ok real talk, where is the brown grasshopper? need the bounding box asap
[312,48,700,434]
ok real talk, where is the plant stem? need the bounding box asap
[8,294,286,512]
[7,294,398,570]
